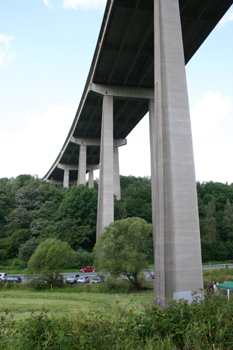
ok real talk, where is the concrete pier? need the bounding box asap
[150,0,203,308]
[77,145,87,185]
[88,170,94,188]
[63,168,69,188]
[96,95,114,239]
[114,146,121,200]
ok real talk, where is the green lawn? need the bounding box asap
[0,289,154,323]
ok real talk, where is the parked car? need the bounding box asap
[150,272,154,279]
[6,276,22,283]
[92,276,102,283]
[65,274,80,284]
[0,273,7,282]
[80,266,95,273]
[122,275,134,281]
[77,276,90,283]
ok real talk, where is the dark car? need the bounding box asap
[65,274,80,284]
[80,266,95,273]
[150,272,154,279]
[92,276,102,283]
[6,276,22,283]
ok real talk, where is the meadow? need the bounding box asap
[1,268,233,349]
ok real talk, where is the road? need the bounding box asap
[3,264,233,283]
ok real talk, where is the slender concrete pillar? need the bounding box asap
[77,145,87,185]
[113,146,121,200]
[96,95,114,239]
[150,0,203,308]
[88,170,94,188]
[63,168,69,188]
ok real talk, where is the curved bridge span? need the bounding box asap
[44,0,233,307]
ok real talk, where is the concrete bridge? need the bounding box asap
[44,0,233,307]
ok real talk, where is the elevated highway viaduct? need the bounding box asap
[44,0,233,307]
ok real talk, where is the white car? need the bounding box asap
[0,273,7,282]
[122,274,134,281]
[77,276,90,283]
[65,274,80,284]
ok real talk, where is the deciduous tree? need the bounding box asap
[94,217,153,290]
[27,238,76,285]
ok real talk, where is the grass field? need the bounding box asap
[0,288,154,323]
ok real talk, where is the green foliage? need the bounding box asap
[14,178,42,210]
[18,237,44,266]
[1,173,233,266]
[59,185,97,227]
[222,199,233,240]
[94,217,153,289]
[1,295,233,349]
[27,238,76,284]
[203,198,217,243]
[5,207,30,230]
[115,176,152,223]
[75,248,94,268]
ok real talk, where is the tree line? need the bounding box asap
[0,174,233,267]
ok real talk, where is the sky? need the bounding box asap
[0,0,233,184]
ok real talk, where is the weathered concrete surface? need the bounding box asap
[89,170,94,188]
[150,0,203,308]
[113,146,121,200]
[96,95,114,239]
[63,168,69,188]
[77,145,87,185]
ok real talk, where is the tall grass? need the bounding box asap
[1,294,233,349]
[203,266,233,288]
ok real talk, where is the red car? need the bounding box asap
[80,266,95,273]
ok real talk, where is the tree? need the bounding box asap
[222,199,233,240]
[27,238,76,285]
[18,237,43,266]
[59,185,97,228]
[5,207,30,229]
[94,217,153,290]
[203,198,217,243]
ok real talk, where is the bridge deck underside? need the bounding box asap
[45,0,232,182]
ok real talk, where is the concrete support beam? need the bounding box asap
[89,82,154,100]
[113,146,121,200]
[89,170,94,188]
[58,163,99,171]
[77,145,87,185]
[63,168,69,188]
[96,95,114,239]
[70,136,127,147]
[150,0,203,308]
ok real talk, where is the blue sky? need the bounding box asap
[0,0,233,184]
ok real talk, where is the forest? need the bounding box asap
[0,174,233,268]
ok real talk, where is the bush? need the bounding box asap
[1,295,233,349]
[75,248,94,268]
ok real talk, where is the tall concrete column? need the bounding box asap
[150,0,203,308]
[63,168,69,188]
[113,146,121,200]
[88,170,94,188]
[77,145,87,185]
[96,95,114,239]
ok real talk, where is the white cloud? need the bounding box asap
[191,91,231,139]
[190,92,233,183]
[219,6,233,26]
[119,114,151,177]
[0,34,15,67]
[62,0,106,10]
[43,0,53,8]
[0,105,75,179]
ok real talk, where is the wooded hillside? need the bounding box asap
[0,174,233,267]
